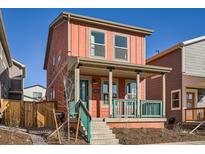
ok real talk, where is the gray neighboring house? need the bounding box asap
[0,11,26,100]
[9,59,26,100]
[0,11,12,99]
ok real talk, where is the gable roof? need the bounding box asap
[24,84,46,90]
[147,35,205,63]
[0,10,12,67]
[12,59,26,78]
[44,12,154,70]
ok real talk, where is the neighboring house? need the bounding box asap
[44,12,171,130]
[24,85,46,102]
[0,11,12,99]
[147,36,205,123]
[9,59,26,100]
[0,11,26,101]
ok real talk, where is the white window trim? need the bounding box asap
[100,78,118,106]
[113,33,129,62]
[171,89,181,111]
[89,28,107,60]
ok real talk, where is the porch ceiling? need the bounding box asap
[187,82,205,89]
[68,56,172,78]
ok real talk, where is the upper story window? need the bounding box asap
[57,52,61,65]
[114,34,128,61]
[90,30,105,58]
[52,55,55,66]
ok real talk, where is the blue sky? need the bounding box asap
[2,8,205,87]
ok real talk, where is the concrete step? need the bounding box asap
[91,129,113,135]
[91,134,116,140]
[91,121,107,125]
[92,118,104,122]
[91,125,109,129]
[90,138,119,145]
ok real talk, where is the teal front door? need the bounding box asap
[80,80,89,110]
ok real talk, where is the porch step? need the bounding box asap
[90,138,119,145]
[91,134,116,140]
[90,119,119,145]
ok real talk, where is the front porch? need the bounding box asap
[182,75,205,122]
[67,56,171,123]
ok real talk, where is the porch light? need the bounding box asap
[92,79,99,84]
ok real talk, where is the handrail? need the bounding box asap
[113,99,137,118]
[76,99,91,143]
[140,100,163,118]
[185,107,205,122]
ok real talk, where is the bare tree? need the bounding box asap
[63,70,74,144]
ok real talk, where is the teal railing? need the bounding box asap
[140,100,163,118]
[77,100,91,143]
[69,100,77,118]
[113,99,137,118]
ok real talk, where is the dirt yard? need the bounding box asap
[0,129,32,145]
[112,128,205,145]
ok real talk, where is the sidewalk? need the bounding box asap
[159,141,205,145]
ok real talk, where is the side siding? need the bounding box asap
[146,49,183,122]
[46,21,68,112]
[0,41,10,99]
[184,40,205,77]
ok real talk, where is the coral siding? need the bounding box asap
[107,122,164,128]
[146,49,182,122]
[70,21,145,65]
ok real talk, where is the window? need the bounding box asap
[52,55,55,66]
[126,81,136,99]
[90,30,105,58]
[114,34,128,61]
[102,80,117,104]
[57,53,61,65]
[171,89,181,110]
[33,92,42,101]
[52,88,55,99]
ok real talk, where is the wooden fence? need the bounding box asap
[0,99,56,128]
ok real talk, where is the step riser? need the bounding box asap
[90,139,119,145]
[91,136,116,140]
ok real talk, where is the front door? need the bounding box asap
[186,92,195,120]
[80,80,89,110]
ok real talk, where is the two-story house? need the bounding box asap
[147,36,205,123]
[0,11,13,99]
[44,12,172,129]
[0,11,26,101]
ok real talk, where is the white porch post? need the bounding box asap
[109,68,113,117]
[136,71,140,118]
[74,65,80,103]
[162,73,166,117]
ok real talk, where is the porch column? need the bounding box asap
[108,68,113,117]
[74,65,80,103]
[162,73,166,117]
[136,71,140,118]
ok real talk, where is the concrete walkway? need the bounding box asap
[160,141,205,145]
